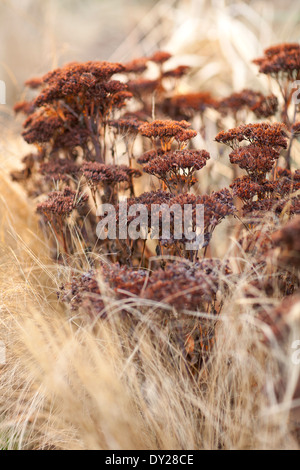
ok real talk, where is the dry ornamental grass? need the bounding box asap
[0,0,299,451]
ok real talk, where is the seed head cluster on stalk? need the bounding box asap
[11,44,300,380]
[216,89,278,121]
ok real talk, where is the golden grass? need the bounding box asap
[0,170,299,449]
[0,0,299,451]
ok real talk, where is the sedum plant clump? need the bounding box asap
[11,45,300,384]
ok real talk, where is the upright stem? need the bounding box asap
[103,122,107,164]
[84,111,102,162]
[286,104,297,170]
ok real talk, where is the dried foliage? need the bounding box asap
[165,92,218,120]
[217,89,278,120]
[37,187,88,220]
[143,149,210,192]
[139,119,197,151]
[5,41,300,450]
[253,43,300,132]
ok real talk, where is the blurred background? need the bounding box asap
[0,0,299,109]
[0,0,299,172]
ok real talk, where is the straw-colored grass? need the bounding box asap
[0,164,299,450]
[0,0,299,451]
